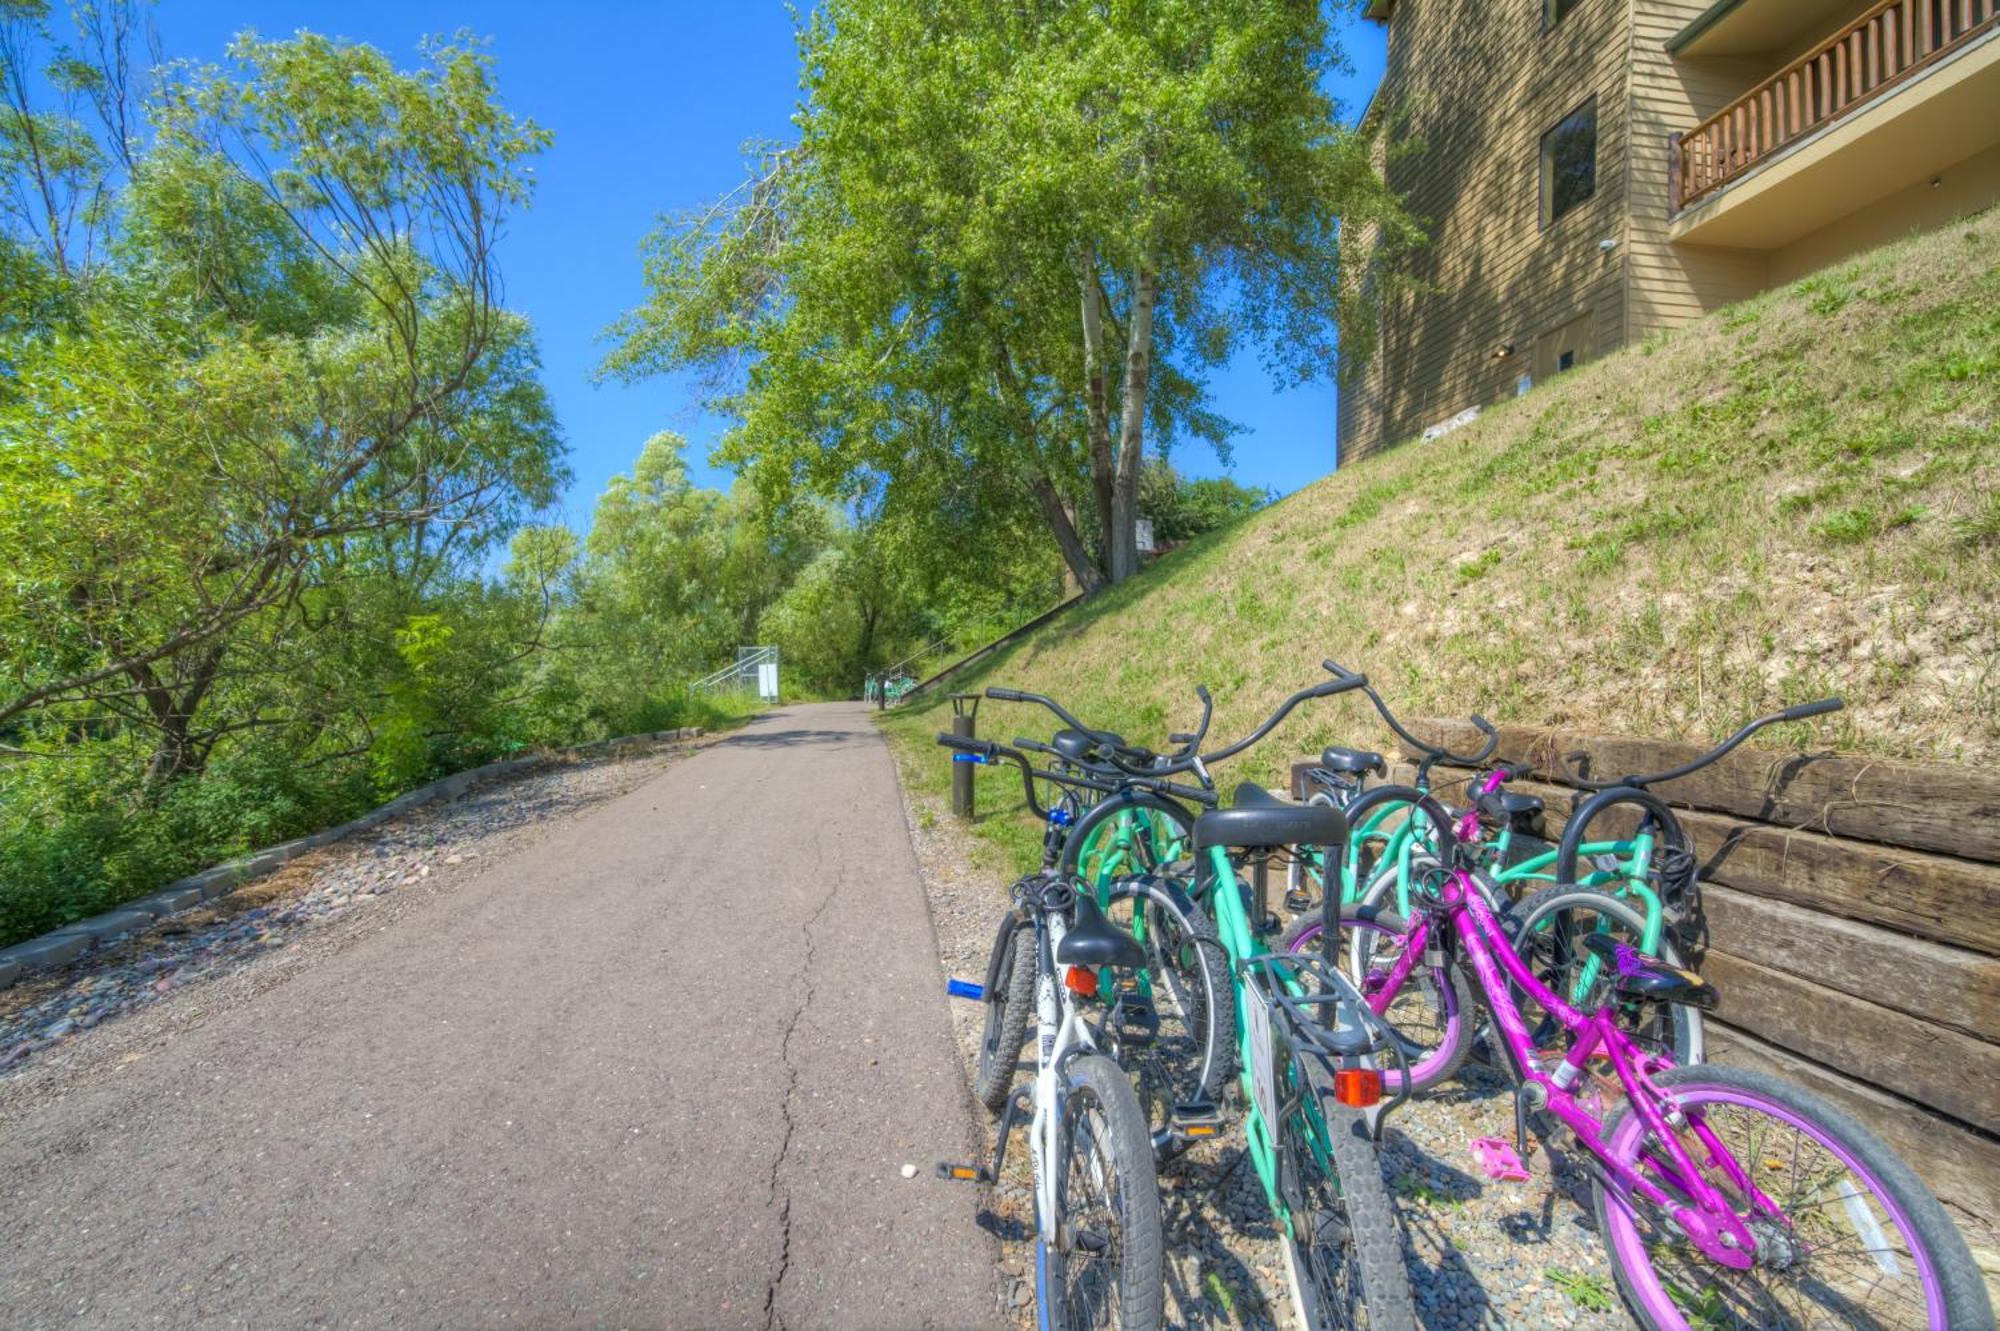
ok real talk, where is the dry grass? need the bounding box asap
[885,210,2000,853]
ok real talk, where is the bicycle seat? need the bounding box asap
[1051,728,1101,762]
[1581,935,1719,1010]
[1319,746,1386,776]
[1193,783,1349,852]
[1476,790,1544,820]
[1055,895,1147,969]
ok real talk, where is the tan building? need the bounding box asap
[1338,0,2000,463]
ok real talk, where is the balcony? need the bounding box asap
[1670,0,2000,238]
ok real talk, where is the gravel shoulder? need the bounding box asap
[886,751,1639,1331]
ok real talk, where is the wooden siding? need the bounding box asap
[1341,0,1632,464]
[1628,2,1771,337]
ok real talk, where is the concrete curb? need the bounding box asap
[0,726,705,992]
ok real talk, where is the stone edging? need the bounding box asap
[0,726,706,992]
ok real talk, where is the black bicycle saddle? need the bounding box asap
[1193,782,1349,852]
[1055,894,1147,969]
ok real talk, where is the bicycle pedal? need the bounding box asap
[1169,1103,1225,1138]
[1283,890,1314,913]
[935,1161,993,1184]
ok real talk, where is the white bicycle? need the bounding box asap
[943,868,1165,1331]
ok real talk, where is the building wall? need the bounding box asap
[1341,0,1631,464]
[1627,2,1771,338]
[1768,137,2000,283]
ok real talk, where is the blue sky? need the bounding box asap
[161,3,1387,528]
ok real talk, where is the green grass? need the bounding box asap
[882,211,2000,870]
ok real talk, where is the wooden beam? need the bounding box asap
[1701,886,2000,1041]
[1404,718,2000,864]
[1702,949,2000,1135]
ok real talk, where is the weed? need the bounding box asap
[1546,1268,1614,1313]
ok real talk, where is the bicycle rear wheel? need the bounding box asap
[1594,1063,1992,1330]
[1043,1053,1165,1331]
[1283,1097,1417,1330]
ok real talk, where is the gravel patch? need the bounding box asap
[0,743,698,1112]
[892,775,1638,1331]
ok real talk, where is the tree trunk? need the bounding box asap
[1078,253,1115,577]
[1109,267,1157,583]
[137,642,227,789]
[1029,472,1106,595]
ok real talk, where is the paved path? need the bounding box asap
[0,704,999,1329]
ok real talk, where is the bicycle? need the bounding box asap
[1182,774,1421,1330]
[932,789,1166,1328]
[1338,798,1994,1330]
[941,722,1234,1135]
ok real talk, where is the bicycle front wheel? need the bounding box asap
[1043,1053,1165,1331]
[1594,1062,1992,1330]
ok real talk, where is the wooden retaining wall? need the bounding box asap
[1293,719,2000,1243]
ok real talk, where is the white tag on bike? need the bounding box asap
[1243,982,1279,1135]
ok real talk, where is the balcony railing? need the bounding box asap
[1671,0,1999,210]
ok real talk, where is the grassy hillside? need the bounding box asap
[884,209,1999,866]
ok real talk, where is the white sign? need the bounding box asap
[757,662,779,701]
[1243,982,1279,1134]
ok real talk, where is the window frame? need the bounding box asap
[1538,95,1598,230]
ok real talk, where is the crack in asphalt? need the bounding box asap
[763,850,841,1331]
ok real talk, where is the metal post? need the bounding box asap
[950,693,980,820]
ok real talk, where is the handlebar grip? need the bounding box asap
[985,687,1027,702]
[1321,658,1360,679]
[1168,732,1194,745]
[1195,684,1212,702]
[935,732,998,758]
[1014,737,1054,753]
[1779,698,1844,722]
[1310,671,1368,697]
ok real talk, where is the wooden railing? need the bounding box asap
[1672,0,2000,210]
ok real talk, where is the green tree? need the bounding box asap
[602,0,1415,591]
[0,27,561,786]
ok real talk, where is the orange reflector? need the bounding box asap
[1064,967,1100,999]
[949,1166,980,1180]
[1334,1068,1383,1108]
[1183,1124,1218,1137]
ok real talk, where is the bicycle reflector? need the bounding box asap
[1064,967,1100,999]
[1334,1068,1383,1108]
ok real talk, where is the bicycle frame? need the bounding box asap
[1373,869,1769,1268]
[1022,907,1099,1252]
[1199,843,1383,1232]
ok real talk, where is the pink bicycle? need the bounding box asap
[1334,794,1992,1330]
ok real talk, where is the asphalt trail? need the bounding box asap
[0,703,1000,1329]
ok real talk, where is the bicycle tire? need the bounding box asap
[1593,1062,1993,1331]
[1109,877,1236,1116]
[1043,1053,1166,1331]
[1505,883,1703,1066]
[1294,1098,1417,1331]
[973,920,1036,1114]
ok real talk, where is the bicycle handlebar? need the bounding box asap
[1321,659,1500,767]
[1555,697,1844,791]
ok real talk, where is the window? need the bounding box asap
[1543,0,1581,30]
[1540,97,1596,227]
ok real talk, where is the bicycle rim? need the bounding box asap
[1601,1074,1948,1328]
